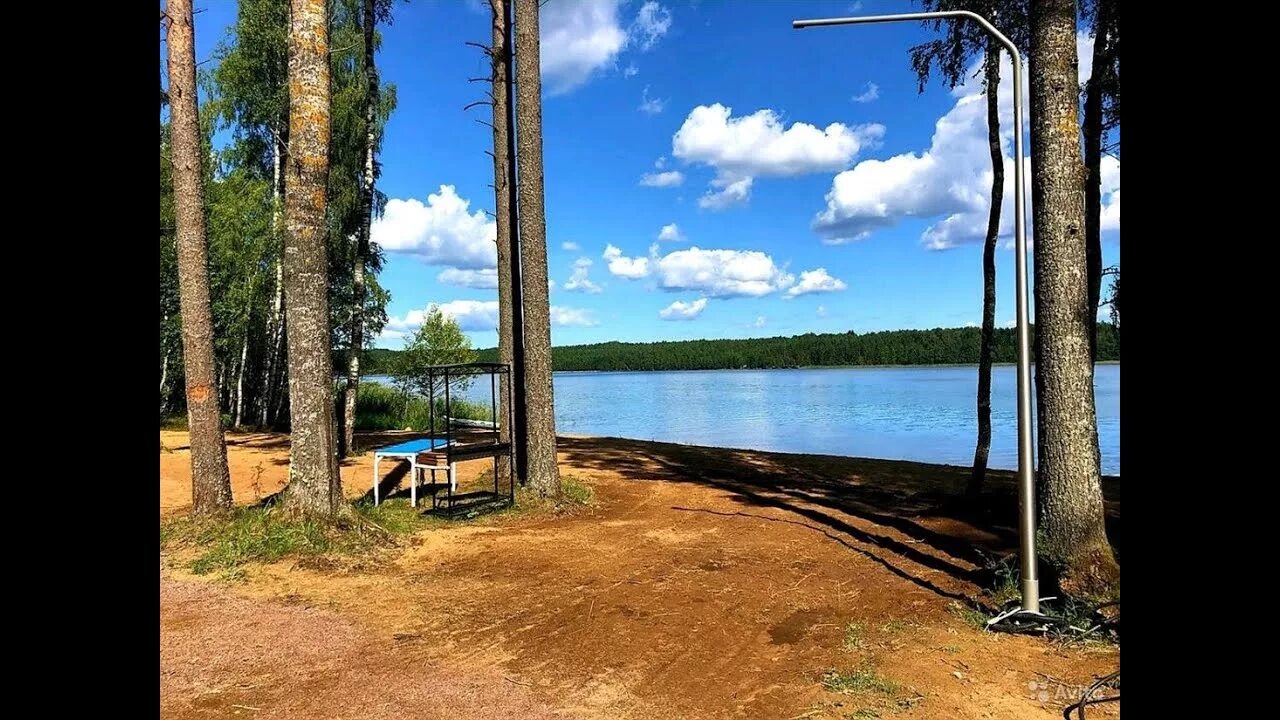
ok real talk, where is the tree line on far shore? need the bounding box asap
[356,324,1119,375]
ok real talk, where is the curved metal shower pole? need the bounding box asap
[794,11,1038,615]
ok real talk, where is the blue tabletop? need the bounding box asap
[374,438,447,455]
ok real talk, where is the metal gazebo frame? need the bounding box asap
[406,362,515,513]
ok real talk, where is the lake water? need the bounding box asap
[368,364,1120,476]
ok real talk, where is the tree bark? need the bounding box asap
[513,0,560,498]
[969,37,1002,498]
[281,0,343,518]
[166,0,234,515]
[1029,0,1117,598]
[1083,0,1110,362]
[340,0,380,459]
[490,0,516,482]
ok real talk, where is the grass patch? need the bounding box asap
[880,619,911,634]
[352,381,492,432]
[160,500,434,576]
[941,644,961,654]
[843,622,866,651]
[560,475,596,506]
[822,668,898,696]
[947,601,990,630]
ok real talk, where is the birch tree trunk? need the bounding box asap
[233,333,249,428]
[340,0,380,459]
[489,0,516,482]
[513,0,560,498]
[281,0,343,518]
[166,0,233,515]
[969,38,1002,497]
[261,135,286,427]
[1029,0,1117,598]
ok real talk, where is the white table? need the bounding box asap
[372,438,453,507]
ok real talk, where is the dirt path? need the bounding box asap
[160,431,1119,719]
[160,567,557,719]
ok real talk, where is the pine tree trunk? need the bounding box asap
[1083,2,1110,362]
[281,0,342,518]
[1029,0,1117,599]
[261,135,286,427]
[166,0,233,515]
[340,0,379,459]
[969,38,1002,498]
[513,0,560,498]
[490,0,516,482]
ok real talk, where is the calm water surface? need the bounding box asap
[370,364,1120,475]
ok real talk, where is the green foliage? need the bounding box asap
[392,307,478,399]
[452,325,1119,372]
[908,0,1030,94]
[162,0,399,428]
[350,381,491,432]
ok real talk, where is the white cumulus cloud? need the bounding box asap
[654,246,794,297]
[698,174,752,210]
[673,103,883,178]
[561,240,581,251]
[563,257,603,293]
[604,244,844,301]
[672,103,883,212]
[752,315,766,329]
[657,223,684,242]
[386,300,596,337]
[784,268,847,298]
[541,1,673,95]
[603,243,650,278]
[437,267,498,289]
[372,185,495,269]
[813,35,1119,248]
[659,297,707,320]
[550,306,599,327]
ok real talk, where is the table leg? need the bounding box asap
[410,458,418,508]
[373,455,380,505]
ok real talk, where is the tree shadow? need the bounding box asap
[557,435,1121,603]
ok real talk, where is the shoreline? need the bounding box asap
[365,360,1120,379]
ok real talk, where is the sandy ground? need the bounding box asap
[160,430,1119,719]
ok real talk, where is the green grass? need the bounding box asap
[880,619,911,634]
[947,601,990,630]
[843,622,866,651]
[560,475,596,506]
[160,500,433,576]
[352,381,492,432]
[822,668,898,695]
[941,644,961,654]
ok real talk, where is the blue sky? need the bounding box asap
[181,0,1120,349]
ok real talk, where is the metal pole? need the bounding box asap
[505,0,529,486]
[794,10,1038,614]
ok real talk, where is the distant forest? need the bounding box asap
[358,324,1119,374]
